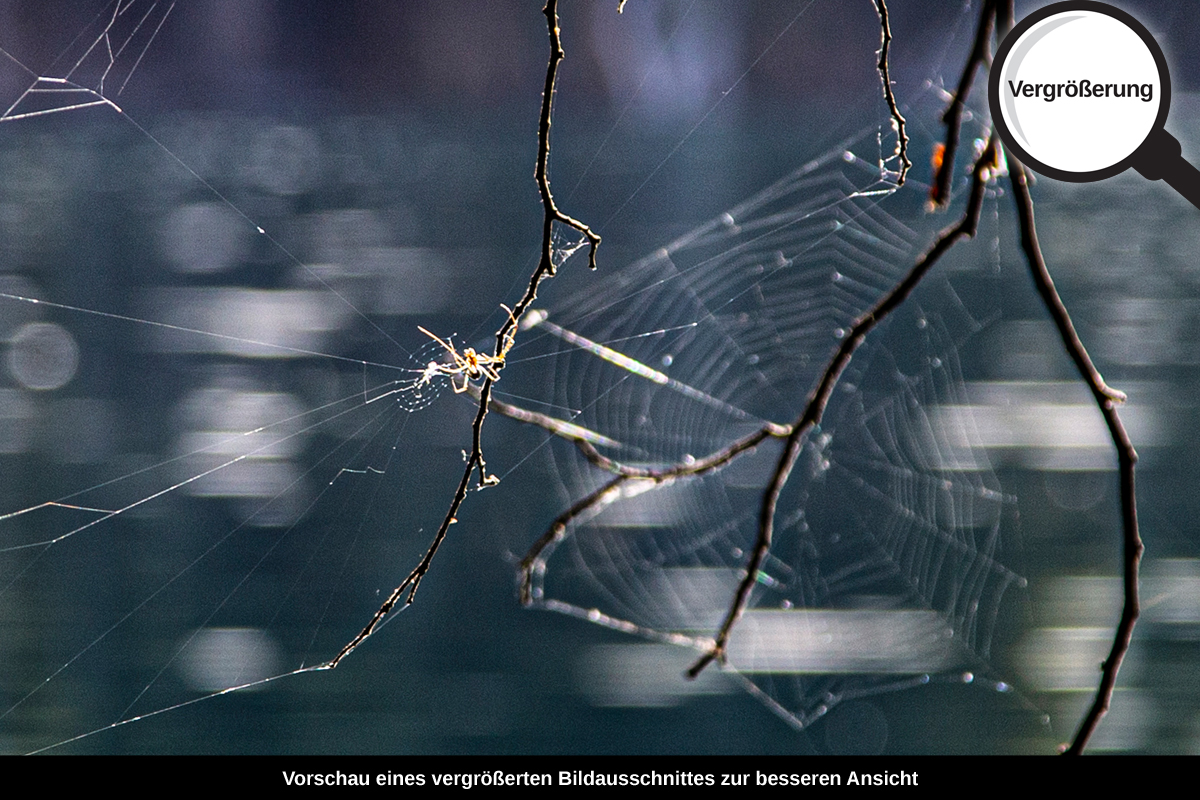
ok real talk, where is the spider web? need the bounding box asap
[518,129,1026,732]
[0,0,1046,754]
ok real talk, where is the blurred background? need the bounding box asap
[2,0,1200,754]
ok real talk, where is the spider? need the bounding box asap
[416,305,518,393]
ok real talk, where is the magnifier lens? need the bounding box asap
[994,7,1165,179]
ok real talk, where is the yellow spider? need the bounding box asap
[417,305,518,393]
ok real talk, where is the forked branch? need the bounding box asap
[930,0,1006,207]
[924,0,1139,754]
[1008,160,1141,755]
[515,419,794,605]
[506,0,1138,756]
[325,0,599,670]
[532,3,601,277]
[872,0,911,186]
[514,0,910,623]
[687,136,1000,678]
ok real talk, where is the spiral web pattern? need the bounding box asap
[519,128,1025,729]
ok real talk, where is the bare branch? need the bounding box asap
[529,2,601,277]
[507,0,1136,754]
[975,0,1138,755]
[1007,160,1142,755]
[872,0,911,185]
[687,136,1000,678]
[519,475,629,605]
[325,0,599,670]
[513,414,794,605]
[997,0,1013,38]
[930,0,997,208]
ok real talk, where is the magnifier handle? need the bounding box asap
[1133,128,1200,212]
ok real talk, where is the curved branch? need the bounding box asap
[1007,160,1142,755]
[529,2,601,278]
[687,137,1000,678]
[513,415,794,605]
[930,0,997,207]
[325,0,599,670]
[872,0,911,185]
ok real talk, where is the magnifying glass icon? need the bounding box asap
[990,0,1200,209]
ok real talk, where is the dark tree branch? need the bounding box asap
[531,4,601,276]
[930,0,997,208]
[507,0,1137,755]
[687,136,1000,678]
[324,0,599,670]
[872,0,911,186]
[933,0,1138,755]
[513,415,794,605]
[321,0,1141,755]
[967,0,1138,755]
[514,0,916,644]
[1007,160,1142,755]
[519,474,629,606]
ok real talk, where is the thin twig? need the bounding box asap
[930,0,996,208]
[519,475,628,605]
[514,416,794,604]
[687,136,1000,678]
[1007,159,1142,755]
[872,0,911,186]
[485,389,789,477]
[530,4,601,276]
[984,0,1139,755]
[324,0,598,670]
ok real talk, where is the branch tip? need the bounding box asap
[872,0,910,186]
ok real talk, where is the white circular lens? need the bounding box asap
[997,10,1162,174]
